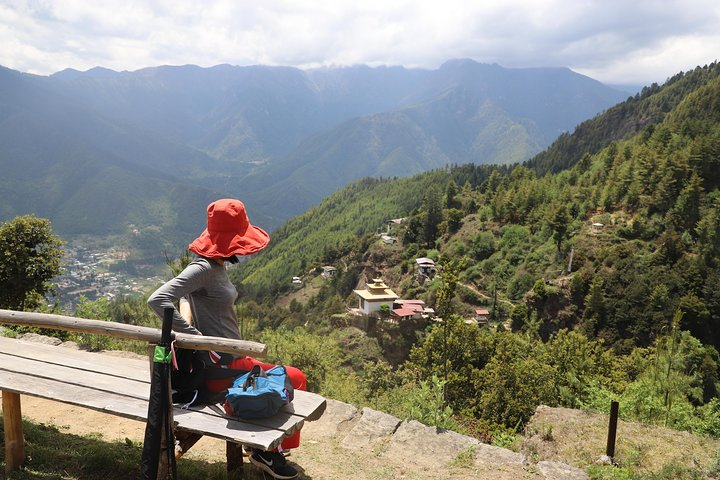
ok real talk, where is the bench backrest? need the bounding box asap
[0,309,267,357]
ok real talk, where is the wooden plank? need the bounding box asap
[0,309,267,357]
[0,352,151,401]
[281,390,327,421]
[0,336,150,381]
[0,358,305,439]
[175,334,267,359]
[0,352,323,423]
[183,404,305,435]
[2,391,25,476]
[0,336,325,452]
[0,370,151,423]
[173,409,289,451]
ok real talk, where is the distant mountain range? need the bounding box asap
[0,59,626,251]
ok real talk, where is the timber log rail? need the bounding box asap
[0,309,326,478]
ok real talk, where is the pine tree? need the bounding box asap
[422,186,443,247]
[671,172,704,232]
[444,179,460,209]
[547,203,571,254]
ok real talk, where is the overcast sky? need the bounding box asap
[1,0,718,87]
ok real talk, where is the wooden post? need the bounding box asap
[175,431,203,460]
[3,391,26,475]
[226,441,244,480]
[156,371,174,480]
[606,400,619,460]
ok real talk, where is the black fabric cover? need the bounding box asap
[141,308,177,480]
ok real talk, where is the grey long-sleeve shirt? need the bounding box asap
[147,257,241,340]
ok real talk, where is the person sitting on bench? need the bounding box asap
[149,198,305,480]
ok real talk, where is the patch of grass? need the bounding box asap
[0,326,18,338]
[587,465,637,480]
[0,418,230,480]
[526,422,554,442]
[491,423,522,450]
[588,461,710,480]
[69,334,149,356]
[449,445,477,468]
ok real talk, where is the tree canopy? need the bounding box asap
[0,215,64,310]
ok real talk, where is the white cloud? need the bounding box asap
[0,0,718,85]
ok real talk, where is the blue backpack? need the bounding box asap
[224,365,294,419]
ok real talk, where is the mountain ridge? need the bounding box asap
[1,59,625,250]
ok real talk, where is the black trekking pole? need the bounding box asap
[141,307,177,479]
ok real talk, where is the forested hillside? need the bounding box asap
[223,62,720,450]
[527,63,720,176]
[236,62,720,350]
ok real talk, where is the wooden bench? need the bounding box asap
[0,309,326,478]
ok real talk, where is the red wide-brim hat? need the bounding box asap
[188,199,270,258]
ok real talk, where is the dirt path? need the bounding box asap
[458,282,516,308]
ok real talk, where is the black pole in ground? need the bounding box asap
[606,400,620,461]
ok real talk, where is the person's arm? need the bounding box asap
[179,297,192,324]
[147,260,210,335]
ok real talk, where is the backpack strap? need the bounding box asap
[242,365,265,391]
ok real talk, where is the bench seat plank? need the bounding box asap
[0,337,149,381]
[279,390,327,421]
[0,370,151,422]
[0,351,151,401]
[184,404,305,434]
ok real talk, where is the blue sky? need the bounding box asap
[1,0,718,86]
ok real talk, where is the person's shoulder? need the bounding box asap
[190,257,212,267]
[182,257,215,275]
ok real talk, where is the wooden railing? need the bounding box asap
[0,309,266,357]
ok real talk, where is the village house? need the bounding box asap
[353,278,399,315]
[389,299,427,323]
[415,257,437,278]
[475,309,490,323]
[390,307,416,323]
[380,235,397,244]
[379,217,406,235]
[386,218,405,228]
[321,266,337,279]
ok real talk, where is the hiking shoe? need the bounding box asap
[249,450,298,479]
